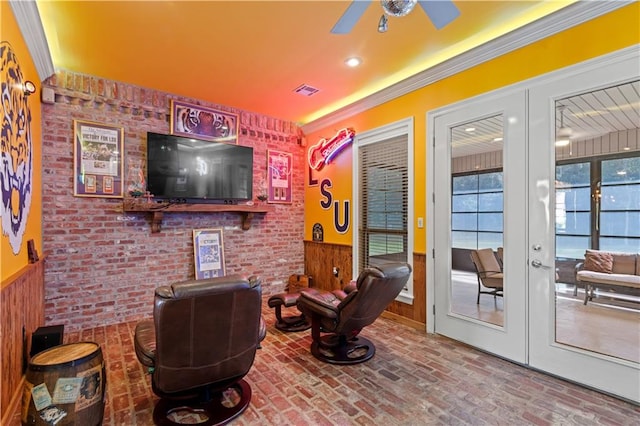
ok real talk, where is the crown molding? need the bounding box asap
[9,0,55,82]
[301,1,631,134]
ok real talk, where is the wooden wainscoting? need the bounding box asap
[303,241,426,329]
[304,241,353,291]
[1,258,46,424]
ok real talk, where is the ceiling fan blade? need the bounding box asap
[331,1,372,34]
[418,0,460,30]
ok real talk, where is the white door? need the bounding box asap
[431,90,527,363]
[528,49,640,403]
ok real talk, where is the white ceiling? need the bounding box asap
[452,80,640,158]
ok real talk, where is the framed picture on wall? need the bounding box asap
[170,100,238,143]
[193,228,226,280]
[267,149,293,203]
[73,120,124,198]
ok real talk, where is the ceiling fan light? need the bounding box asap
[555,125,571,147]
[381,0,418,17]
[557,126,572,138]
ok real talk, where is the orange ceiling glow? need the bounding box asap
[36,1,576,125]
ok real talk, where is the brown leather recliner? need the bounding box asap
[134,275,264,425]
[296,263,412,364]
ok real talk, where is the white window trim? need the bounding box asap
[352,117,415,304]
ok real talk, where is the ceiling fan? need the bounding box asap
[555,105,573,147]
[331,0,460,34]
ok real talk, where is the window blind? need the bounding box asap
[358,135,408,271]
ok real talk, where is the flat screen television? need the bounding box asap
[146,132,253,203]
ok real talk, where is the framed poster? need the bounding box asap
[170,100,238,143]
[267,149,292,204]
[193,228,225,280]
[73,120,124,198]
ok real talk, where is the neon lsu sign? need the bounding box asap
[307,128,355,234]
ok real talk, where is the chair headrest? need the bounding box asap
[357,263,412,288]
[155,275,261,299]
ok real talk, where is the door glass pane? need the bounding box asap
[554,81,640,364]
[450,114,504,326]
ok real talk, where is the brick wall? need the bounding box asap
[41,70,305,331]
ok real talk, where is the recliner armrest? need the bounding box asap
[134,319,156,368]
[331,281,357,300]
[297,289,340,319]
[343,281,357,294]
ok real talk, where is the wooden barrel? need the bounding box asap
[23,342,106,425]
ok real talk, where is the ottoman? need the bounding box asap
[268,291,311,332]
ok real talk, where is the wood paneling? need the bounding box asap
[453,150,503,173]
[556,129,639,161]
[304,242,426,326]
[1,258,46,424]
[304,241,352,291]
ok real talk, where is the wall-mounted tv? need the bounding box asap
[146,132,253,203]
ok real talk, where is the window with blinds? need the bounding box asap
[358,135,409,271]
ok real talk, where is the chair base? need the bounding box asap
[477,288,503,304]
[275,314,312,332]
[152,379,251,426]
[311,334,375,365]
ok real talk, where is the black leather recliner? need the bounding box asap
[296,263,412,365]
[134,275,264,425]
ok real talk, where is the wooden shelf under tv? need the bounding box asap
[123,199,270,233]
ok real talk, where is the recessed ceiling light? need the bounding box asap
[493,137,503,142]
[345,57,362,68]
[465,127,475,132]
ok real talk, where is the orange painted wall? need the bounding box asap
[304,4,640,254]
[1,3,44,280]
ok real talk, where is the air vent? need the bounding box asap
[294,84,320,97]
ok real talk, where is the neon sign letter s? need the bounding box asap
[320,179,332,209]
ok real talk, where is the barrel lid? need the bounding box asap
[30,341,99,366]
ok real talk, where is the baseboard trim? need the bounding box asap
[381,311,425,331]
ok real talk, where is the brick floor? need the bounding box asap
[17,299,640,425]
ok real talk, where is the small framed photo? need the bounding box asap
[193,228,225,280]
[170,100,238,143]
[73,120,124,198]
[267,149,292,204]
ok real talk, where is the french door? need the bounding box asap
[431,90,528,364]
[429,47,639,403]
[527,49,639,402]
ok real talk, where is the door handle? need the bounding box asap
[531,260,552,269]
